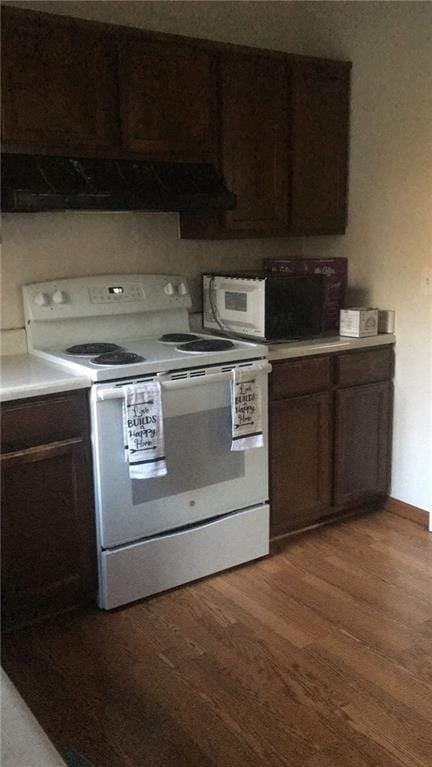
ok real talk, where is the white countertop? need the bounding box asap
[0,335,396,401]
[0,354,91,402]
[267,333,396,361]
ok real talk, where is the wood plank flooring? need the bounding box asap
[2,511,432,767]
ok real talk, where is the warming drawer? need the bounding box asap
[99,504,269,609]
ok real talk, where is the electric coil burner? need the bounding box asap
[66,342,123,356]
[92,351,145,366]
[177,339,235,353]
[159,333,200,343]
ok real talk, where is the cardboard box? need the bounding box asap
[264,257,347,332]
[340,308,378,337]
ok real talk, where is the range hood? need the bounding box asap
[1,154,236,213]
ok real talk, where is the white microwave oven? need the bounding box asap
[203,272,325,342]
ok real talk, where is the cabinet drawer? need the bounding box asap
[1,390,90,452]
[271,356,332,399]
[337,347,394,387]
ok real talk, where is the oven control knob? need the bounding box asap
[177,282,188,296]
[164,282,175,296]
[52,290,67,304]
[34,292,50,307]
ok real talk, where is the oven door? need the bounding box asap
[91,360,270,549]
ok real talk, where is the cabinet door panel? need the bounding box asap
[221,53,290,234]
[337,347,394,388]
[270,392,332,535]
[1,8,119,152]
[1,438,96,628]
[120,38,217,161]
[271,356,333,400]
[334,381,392,507]
[1,390,90,452]
[290,62,350,234]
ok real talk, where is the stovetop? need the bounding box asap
[23,274,267,382]
[32,333,265,382]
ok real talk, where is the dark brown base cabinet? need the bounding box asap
[1,390,97,630]
[270,347,394,537]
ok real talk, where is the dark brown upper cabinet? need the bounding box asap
[181,54,351,239]
[119,37,218,162]
[290,61,351,235]
[219,52,290,234]
[1,6,351,237]
[1,7,119,154]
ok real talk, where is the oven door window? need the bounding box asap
[132,407,243,503]
[93,377,268,548]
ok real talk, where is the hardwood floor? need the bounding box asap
[3,511,432,767]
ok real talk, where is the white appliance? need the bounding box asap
[23,274,271,609]
[203,271,324,341]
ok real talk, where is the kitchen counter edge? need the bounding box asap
[268,334,396,361]
[1,336,396,401]
[0,354,91,402]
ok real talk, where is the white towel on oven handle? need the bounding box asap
[123,381,167,479]
[231,366,264,451]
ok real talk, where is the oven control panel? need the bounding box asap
[23,274,192,322]
[89,284,145,304]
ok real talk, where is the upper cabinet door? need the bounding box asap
[220,52,290,234]
[290,61,351,234]
[1,8,119,152]
[120,38,217,162]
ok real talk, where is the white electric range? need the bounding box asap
[23,274,271,609]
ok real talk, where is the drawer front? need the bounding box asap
[271,356,332,399]
[1,390,90,452]
[337,347,394,387]
[100,504,270,609]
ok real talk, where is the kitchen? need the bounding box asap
[1,1,432,766]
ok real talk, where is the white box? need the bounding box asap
[339,308,378,337]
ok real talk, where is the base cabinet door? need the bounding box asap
[269,348,394,537]
[270,392,332,535]
[334,381,393,508]
[1,431,97,629]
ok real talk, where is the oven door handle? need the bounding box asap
[95,361,272,400]
[159,361,272,390]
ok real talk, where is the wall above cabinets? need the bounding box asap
[1,5,351,238]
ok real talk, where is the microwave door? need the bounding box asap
[217,279,266,339]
